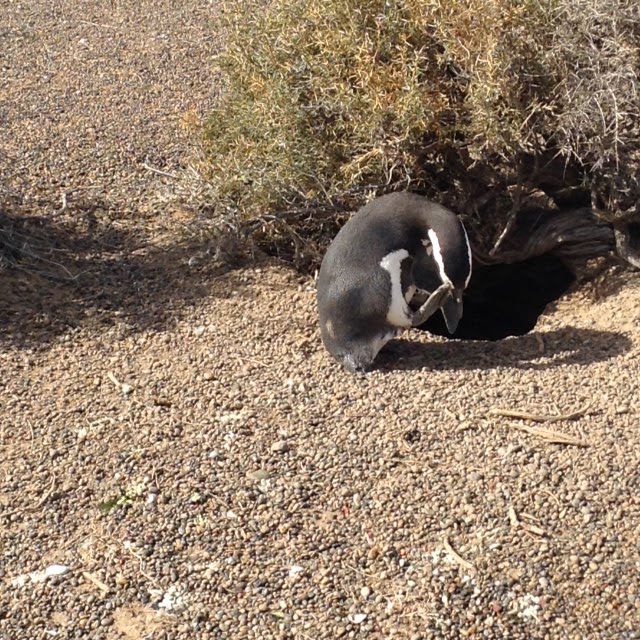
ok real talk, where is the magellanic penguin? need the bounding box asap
[316,192,472,373]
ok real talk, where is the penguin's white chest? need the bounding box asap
[379,249,413,328]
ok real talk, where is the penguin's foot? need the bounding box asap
[411,282,452,327]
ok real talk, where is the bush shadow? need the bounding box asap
[0,203,252,349]
[377,327,633,372]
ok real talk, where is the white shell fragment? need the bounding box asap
[348,613,367,624]
[11,564,69,587]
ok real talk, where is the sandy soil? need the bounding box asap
[1,2,639,639]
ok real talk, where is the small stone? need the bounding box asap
[247,469,271,481]
[367,546,381,561]
[271,440,290,453]
[360,586,371,599]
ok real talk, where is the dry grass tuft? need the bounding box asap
[200,0,640,264]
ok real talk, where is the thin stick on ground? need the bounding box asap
[443,538,475,573]
[488,404,591,423]
[505,422,590,447]
[508,506,547,536]
[31,473,57,511]
[106,372,122,388]
[141,162,178,180]
[82,571,111,594]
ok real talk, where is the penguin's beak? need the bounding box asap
[441,289,464,334]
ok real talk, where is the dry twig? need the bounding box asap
[506,422,589,447]
[443,538,475,573]
[30,474,57,511]
[488,405,590,423]
[141,162,178,180]
[106,372,122,388]
[82,571,110,594]
[508,506,547,536]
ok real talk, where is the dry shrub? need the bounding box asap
[547,0,640,221]
[201,0,640,264]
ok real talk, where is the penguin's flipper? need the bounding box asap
[411,282,452,327]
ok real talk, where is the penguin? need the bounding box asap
[316,192,472,372]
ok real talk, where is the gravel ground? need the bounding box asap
[1,3,640,640]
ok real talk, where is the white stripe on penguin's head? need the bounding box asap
[426,223,473,289]
[426,229,452,288]
[379,248,413,328]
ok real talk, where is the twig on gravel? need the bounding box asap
[506,422,590,447]
[106,372,122,388]
[540,488,561,507]
[443,538,475,573]
[488,405,591,423]
[0,229,78,280]
[32,473,57,511]
[508,506,546,536]
[523,523,547,537]
[141,162,178,180]
[82,571,110,594]
[79,20,117,30]
[123,543,160,587]
[106,372,134,396]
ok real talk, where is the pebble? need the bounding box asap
[247,469,271,481]
[271,440,290,453]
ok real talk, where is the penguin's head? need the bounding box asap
[318,288,397,374]
[334,330,395,374]
[413,222,472,334]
